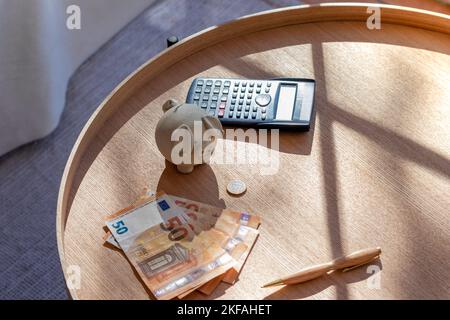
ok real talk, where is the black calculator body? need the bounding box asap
[186,77,315,130]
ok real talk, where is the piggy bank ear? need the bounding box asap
[201,116,224,136]
[162,99,179,112]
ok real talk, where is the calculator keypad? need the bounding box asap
[189,78,277,123]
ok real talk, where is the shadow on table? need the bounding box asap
[262,258,383,300]
[220,114,316,156]
[156,160,225,209]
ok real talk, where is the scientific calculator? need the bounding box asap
[186,77,315,130]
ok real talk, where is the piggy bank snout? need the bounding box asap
[155,102,223,174]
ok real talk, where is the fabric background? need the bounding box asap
[0,0,156,156]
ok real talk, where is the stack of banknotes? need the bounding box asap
[102,189,260,300]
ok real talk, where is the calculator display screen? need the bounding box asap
[275,84,296,120]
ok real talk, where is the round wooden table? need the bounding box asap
[57,3,450,299]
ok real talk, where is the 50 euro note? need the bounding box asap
[105,192,238,300]
[172,195,260,230]
[157,194,261,286]
[178,224,259,298]
[139,189,261,232]
[103,190,261,298]
[105,191,261,249]
[103,191,191,248]
[172,196,260,297]
[172,196,260,284]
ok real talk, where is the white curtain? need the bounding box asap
[0,0,156,156]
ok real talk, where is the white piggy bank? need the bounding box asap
[155,99,223,174]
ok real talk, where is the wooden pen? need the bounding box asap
[262,247,381,288]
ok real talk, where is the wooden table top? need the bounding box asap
[57,4,450,299]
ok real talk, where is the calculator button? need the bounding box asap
[246,100,251,105]
[206,80,213,86]
[195,87,202,93]
[255,94,271,106]
[267,82,272,87]
[256,88,261,94]
[219,102,226,109]
[253,105,257,112]
[240,93,245,99]
[230,105,235,111]
[224,81,231,87]
[252,112,257,119]
[261,107,267,114]
[249,82,254,87]
[215,80,222,86]
[240,87,246,93]
[197,80,204,86]
[213,87,220,94]
[265,87,270,93]
[201,102,208,109]
[239,99,244,105]
[242,81,247,86]
[244,112,249,118]
[218,109,225,117]
[248,88,253,93]
[193,94,200,100]
[237,105,243,111]
[210,102,217,109]
[233,87,238,92]
[261,114,266,120]
[236,111,242,118]
[221,95,227,102]
[235,81,240,86]
[245,105,250,112]
[231,99,236,105]
[203,95,209,101]
[223,88,229,94]
[228,111,234,118]
[247,94,252,99]
[232,93,237,99]
[257,82,262,87]
[204,87,211,94]
[211,95,218,101]
[209,110,216,116]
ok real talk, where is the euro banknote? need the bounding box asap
[105,192,238,299]
[171,195,260,286]
[103,190,261,298]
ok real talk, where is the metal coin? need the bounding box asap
[227,180,247,195]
